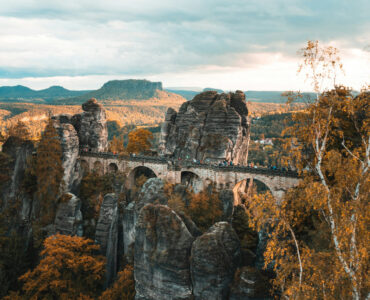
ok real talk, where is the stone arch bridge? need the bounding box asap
[80,152,300,202]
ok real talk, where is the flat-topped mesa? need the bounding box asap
[159,90,250,165]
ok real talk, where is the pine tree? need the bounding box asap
[35,118,64,224]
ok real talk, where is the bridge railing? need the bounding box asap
[80,151,299,178]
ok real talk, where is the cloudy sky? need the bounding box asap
[0,0,369,91]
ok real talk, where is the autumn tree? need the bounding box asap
[7,120,31,141]
[0,152,12,187]
[99,265,135,300]
[19,234,105,299]
[126,128,153,154]
[35,118,64,224]
[246,41,369,299]
[109,135,126,154]
[187,188,223,231]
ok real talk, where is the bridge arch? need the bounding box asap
[233,177,272,206]
[127,166,157,189]
[108,162,118,173]
[181,171,203,193]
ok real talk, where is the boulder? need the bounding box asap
[134,204,194,300]
[190,222,241,300]
[229,266,272,300]
[54,193,83,236]
[159,90,250,165]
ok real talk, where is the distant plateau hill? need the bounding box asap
[59,79,165,104]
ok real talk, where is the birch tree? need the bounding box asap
[246,41,369,299]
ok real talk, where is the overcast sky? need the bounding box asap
[0,0,369,91]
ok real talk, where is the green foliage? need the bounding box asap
[107,121,136,145]
[248,113,297,168]
[250,113,295,140]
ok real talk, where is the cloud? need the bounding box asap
[0,0,369,90]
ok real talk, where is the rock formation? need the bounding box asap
[95,193,120,287]
[190,222,241,300]
[122,178,168,259]
[52,98,108,155]
[78,98,108,152]
[0,137,34,220]
[219,189,234,221]
[159,90,250,165]
[229,267,272,300]
[51,115,80,191]
[54,193,83,236]
[51,98,108,192]
[134,204,194,300]
[95,193,118,255]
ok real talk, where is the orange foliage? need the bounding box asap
[19,234,105,299]
[187,189,223,231]
[126,128,153,154]
[246,41,370,299]
[99,265,135,300]
[108,135,126,154]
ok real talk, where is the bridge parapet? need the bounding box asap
[79,151,299,178]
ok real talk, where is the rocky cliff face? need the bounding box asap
[51,98,108,192]
[229,266,271,300]
[190,222,241,300]
[51,115,80,191]
[135,204,194,300]
[95,193,120,287]
[159,91,250,165]
[53,98,108,155]
[54,193,83,236]
[78,98,108,152]
[1,137,34,209]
